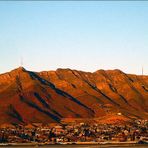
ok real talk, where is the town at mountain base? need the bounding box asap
[0,67,147,125]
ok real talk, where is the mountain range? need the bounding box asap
[0,67,147,125]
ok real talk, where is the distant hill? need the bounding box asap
[0,67,147,125]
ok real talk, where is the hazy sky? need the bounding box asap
[0,1,148,75]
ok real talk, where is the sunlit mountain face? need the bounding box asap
[0,67,147,125]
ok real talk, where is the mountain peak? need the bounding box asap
[94,69,123,74]
[11,66,26,73]
[0,67,27,83]
[6,67,27,77]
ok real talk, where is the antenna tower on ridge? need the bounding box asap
[142,66,143,76]
[20,56,23,67]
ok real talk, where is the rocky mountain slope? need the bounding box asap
[0,67,147,125]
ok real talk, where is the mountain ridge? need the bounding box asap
[0,67,147,125]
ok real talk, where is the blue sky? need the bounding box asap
[0,1,148,75]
